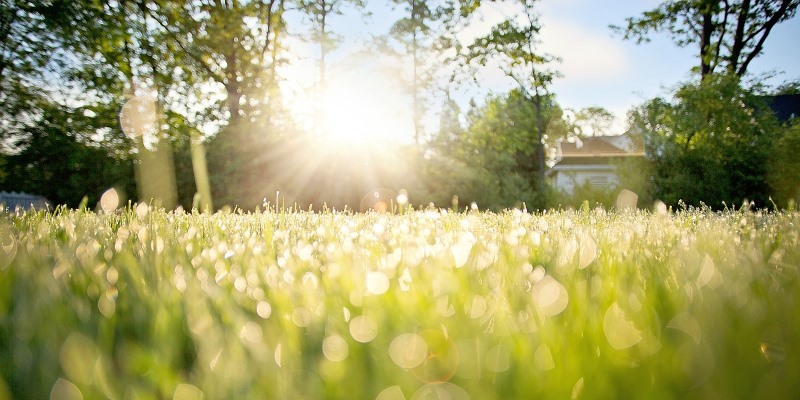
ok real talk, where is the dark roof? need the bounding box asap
[0,191,51,210]
[764,94,800,122]
[558,135,645,158]
[555,156,625,165]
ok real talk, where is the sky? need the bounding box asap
[281,0,800,138]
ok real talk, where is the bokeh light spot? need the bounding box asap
[173,383,204,400]
[376,385,406,400]
[366,271,390,295]
[0,224,18,269]
[389,333,428,369]
[99,188,120,213]
[120,95,157,140]
[411,330,459,383]
[667,312,702,345]
[603,303,642,350]
[485,344,511,373]
[350,316,378,343]
[534,343,555,371]
[322,335,349,362]
[532,276,569,316]
[410,383,468,400]
[59,333,98,385]
[50,378,83,400]
[292,307,312,328]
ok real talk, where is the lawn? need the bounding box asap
[1,205,798,399]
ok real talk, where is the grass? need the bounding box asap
[0,204,798,399]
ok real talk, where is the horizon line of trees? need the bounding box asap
[1,0,799,212]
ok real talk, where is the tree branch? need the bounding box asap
[143,3,227,85]
[737,0,793,76]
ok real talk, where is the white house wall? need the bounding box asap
[550,165,619,195]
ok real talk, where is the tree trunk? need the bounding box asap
[534,94,545,181]
[728,0,750,75]
[700,0,716,78]
[411,0,421,145]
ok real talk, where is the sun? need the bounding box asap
[315,68,414,146]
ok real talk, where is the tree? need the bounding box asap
[297,0,366,141]
[462,0,559,181]
[632,74,781,208]
[147,0,292,208]
[434,89,567,210]
[386,0,438,144]
[768,121,800,207]
[1,102,135,207]
[613,0,800,79]
[0,0,77,140]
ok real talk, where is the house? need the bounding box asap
[0,191,51,211]
[546,134,645,195]
[763,94,800,123]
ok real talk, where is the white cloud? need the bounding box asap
[539,17,630,82]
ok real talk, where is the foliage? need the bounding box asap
[460,0,559,180]
[385,0,441,143]
[767,121,800,207]
[2,207,799,398]
[0,104,135,208]
[612,0,800,78]
[427,89,568,210]
[632,74,781,209]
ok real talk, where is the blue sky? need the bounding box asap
[284,0,800,137]
[537,0,800,126]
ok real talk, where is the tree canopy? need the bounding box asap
[0,0,798,210]
[613,0,800,78]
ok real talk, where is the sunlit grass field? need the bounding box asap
[1,205,799,399]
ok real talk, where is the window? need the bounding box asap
[588,175,609,188]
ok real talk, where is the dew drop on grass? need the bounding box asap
[376,385,406,400]
[322,335,349,362]
[274,344,282,368]
[135,202,149,219]
[234,276,247,292]
[256,301,272,319]
[578,236,597,269]
[398,268,412,292]
[106,267,118,285]
[350,316,378,343]
[451,243,471,268]
[532,276,568,317]
[389,333,428,369]
[97,293,116,318]
[99,188,119,213]
[342,307,351,322]
[603,303,642,350]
